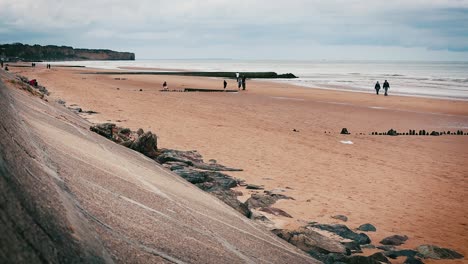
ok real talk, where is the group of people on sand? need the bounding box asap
[374,80,390,96]
[226,72,246,91]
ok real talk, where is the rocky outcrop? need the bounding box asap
[357,223,376,232]
[380,235,408,246]
[272,228,347,255]
[416,245,463,260]
[310,224,371,245]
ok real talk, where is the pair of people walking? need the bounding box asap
[224,75,246,91]
[374,80,390,96]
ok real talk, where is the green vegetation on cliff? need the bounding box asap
[0,43,135,61]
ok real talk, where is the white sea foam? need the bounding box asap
[47,60,468,100]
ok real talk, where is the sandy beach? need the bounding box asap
[11,65,468,263]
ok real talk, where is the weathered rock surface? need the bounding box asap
[357,223,376,232]
[260,207,293,218]
[380,235,408,246]
[331,214,348,222]
[384,249,418,259]
[245,192,293,209]
[130,131,158,158]
[416,244,463,260]
[272,228,347,255]
[310,224,371,245]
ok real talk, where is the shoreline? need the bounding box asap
[9,64,468,263]
[40,60,468,101]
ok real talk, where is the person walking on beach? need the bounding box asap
[242,76,246,90]
[1,61,3,68]
[163,81,168,90]
[223,80,227,90]
[374,81,381,95]
[237,78,242,90]
[236,72,240,82]
[383,80,390,96]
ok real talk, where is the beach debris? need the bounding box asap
[340,128,350,134]
[292,129,299,132]
[246,184,264,190]
[340,140,354,144]
[357,223,377,232]
[331,215,348,222]
[309,224,371,245]
[272,228,347,255]
[139,89,143,91]
[380,234,408,246]
[259,207,292,218]
[416,245,463,260]
[57,99,66,105]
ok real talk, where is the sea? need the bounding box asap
[49,60,468,100]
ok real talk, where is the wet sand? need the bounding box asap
[12,65,468,263]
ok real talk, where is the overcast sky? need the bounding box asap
[1,0,467,60]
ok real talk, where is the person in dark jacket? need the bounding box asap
[383,80,390,96]
[374,81,381,95]
[223,80,227,90]
[242,76,246,90]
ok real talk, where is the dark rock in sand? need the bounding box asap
[57,99,66,105]
[310,224,371,245]
[341,128,350,135]
[246,184,264,190]
[377,245,396,251]
[416,244,464,260]
[384,249,418,259]
[341,241,362,254]
[130,131,158,158]
[173,168,238,190]
[404,257,424,264]
[156,149,202,166]
[360,244,375,249]
[245,192,293,209]
[387,129,398,136]
[357,223,376,232]
[344,253,390,264]
[272,228,347,255]
[90,123,116,139]
[331,215,348,222]
[380,235,408,246]
[259,207,293,218]
[430,131,439,136]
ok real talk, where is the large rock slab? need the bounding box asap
[310,224,371,245]
[380,235,408,246]
[416,244,463,260]
[272,228,347,255]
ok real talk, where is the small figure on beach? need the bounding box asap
[383,80,390,96]
[1,61,3,68]
[236,72,240,82]
[237,78,242,90]
[223,80,227,90]
[4,66,9,71]
[374,81,381,95]
[242,76,246,90]
[163,81,168,90]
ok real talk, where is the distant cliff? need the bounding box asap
[0,43,135,61]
